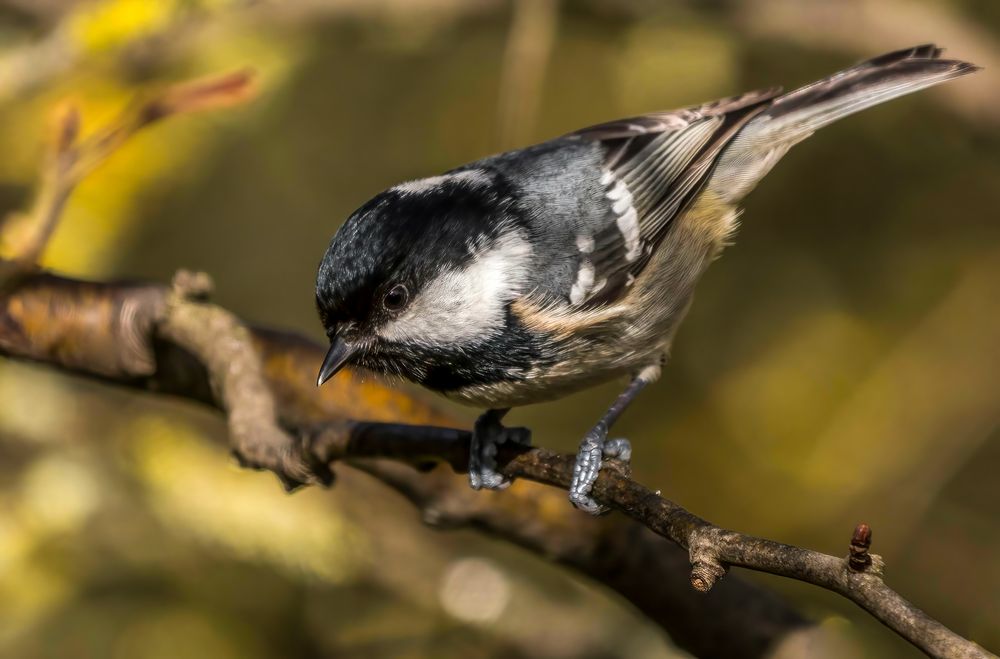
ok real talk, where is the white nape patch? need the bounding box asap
[569,260,595,305]
[379,232,532,345]
[602,169,641,262]
[576,234,595,254]
[392,169,491,195]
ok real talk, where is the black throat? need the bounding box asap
[357,305,554,394]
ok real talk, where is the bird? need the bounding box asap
[314,45,977,514]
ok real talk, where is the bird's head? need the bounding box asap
[314,168,532,386]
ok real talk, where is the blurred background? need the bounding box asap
[0,0,998,657]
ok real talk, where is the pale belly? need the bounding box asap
[441,357,642,409]
[443,195,739,410]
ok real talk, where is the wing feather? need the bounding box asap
[563,88,780,308]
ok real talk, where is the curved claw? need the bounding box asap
[469,410,530,491]
[603,437,632,463]
[569,425,633,515]
[569,490,608,515]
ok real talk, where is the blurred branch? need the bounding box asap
[497,0,559,149]
[0,103,80,277]
[0,272,995,659]
[0,0,502,104]
[0,70,255,280]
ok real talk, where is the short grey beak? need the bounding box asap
[317,338,355,386]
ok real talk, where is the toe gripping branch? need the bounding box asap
[569,373,651,514]
[469,409,531,491]
[569,422,633,515]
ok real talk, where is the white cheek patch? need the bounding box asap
[392,169,492,194]
[379,232,532,346]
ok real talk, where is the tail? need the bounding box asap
[709,44,979,202]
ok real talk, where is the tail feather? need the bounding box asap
[709,44,978,202]
[759,45,977,142]
[767,43,946,114]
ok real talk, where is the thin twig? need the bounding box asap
[308,421,993,659]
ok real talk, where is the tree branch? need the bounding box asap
[0,272,994,659]
[158,269,328,489]
[0,70,254,280]
[310,421,989,658]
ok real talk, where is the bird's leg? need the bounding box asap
[469,408,531,491]
[569,366,658,514]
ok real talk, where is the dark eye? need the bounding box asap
[382,284,409,311]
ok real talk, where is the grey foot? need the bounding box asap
[569,422,632,515]
[469,410,531,491]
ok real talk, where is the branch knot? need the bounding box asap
[689,527,728,592]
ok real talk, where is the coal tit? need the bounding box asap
[315,45,976,514]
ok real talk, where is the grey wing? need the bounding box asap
[563,88,780,308]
